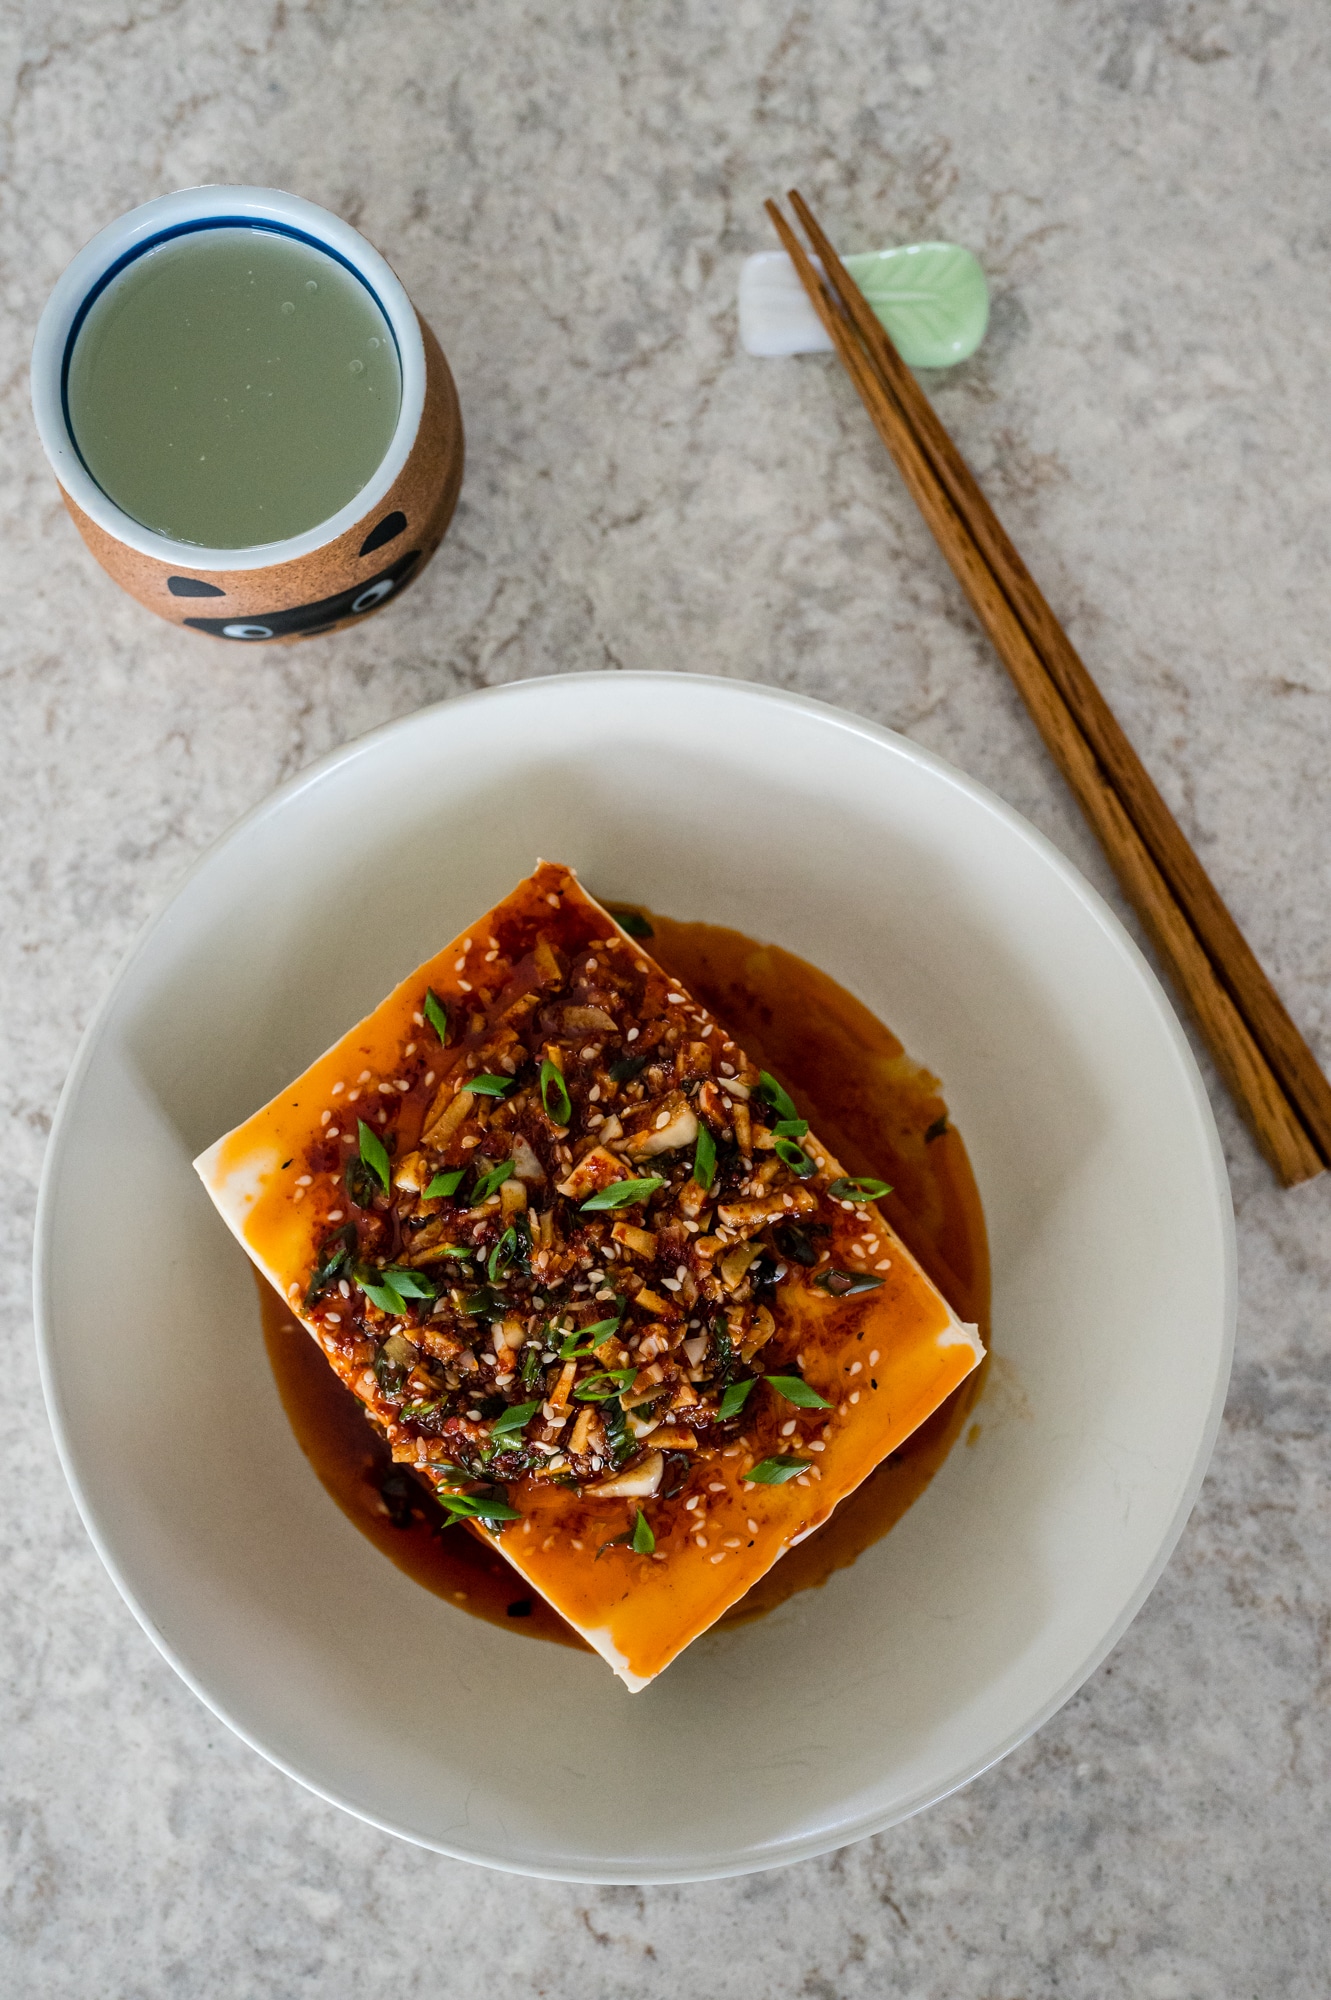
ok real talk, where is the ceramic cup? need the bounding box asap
[30,186,464,643]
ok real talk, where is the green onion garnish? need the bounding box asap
[744,1457,810,1485]
[827,1176,893,1202]
[693,1122,717,1191]
[773,1137,816,1178]
[437,1491,521,1522]
[631,1508,655,1553]
[356,1118,391,1195]
[380,1267,438,1300]
[580,1176,665,1212]
[756,1071,799,1123]
[772,1117,809,1139]
[471,1158,515,1202]
[558,1317,623,1359]
[360,1273,408,1316]
[424,988,449,1043]
[539,1057,572,1125]
[490,1399,541,1437]
[609,908,654,939]
[718,1377,756,1420]
[764,1374,831,1410]
[424,1166,466,1199]
[467,1074,515,1097]
[574,1367,636,1401]
[487,1227,519,1284]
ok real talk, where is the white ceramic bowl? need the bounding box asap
[34,673,1235,1882]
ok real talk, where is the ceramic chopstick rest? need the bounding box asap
[738,240,988,367]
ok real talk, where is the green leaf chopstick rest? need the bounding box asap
[738,240,988,367]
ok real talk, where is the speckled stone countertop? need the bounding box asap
[4,3,1330,1993]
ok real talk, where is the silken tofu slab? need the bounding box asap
[197,862,983,1689]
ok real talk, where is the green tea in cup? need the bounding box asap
[66,227,403,549]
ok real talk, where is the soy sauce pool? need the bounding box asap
[261,912,990,1648]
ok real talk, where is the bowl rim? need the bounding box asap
[32,670,1237,1881]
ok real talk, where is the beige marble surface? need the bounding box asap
[3,1,1330,1992]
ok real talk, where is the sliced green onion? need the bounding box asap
[425,1166,466,1200]
[574,1367,636,1401]
[360,1272,408,1316]
[756,1071,798,1124]
[609,908,654,939]
[814,1269,886,1297]
[472,1158,515,1202]
[490,1399,541,1437]
[467,1074,515,1098]
[437,1490,521,1521]
[827,1176,893,1202]
[356,1118,391,1195]
[380,1267,438,1300]
[631,1508,655,1553]
[424,989,449,1043]
[607,1054,647,1084]
[580,1176,665,1212]
[539,1056,572,1125]
[559,1316,623,1359]
[693,1122,717,1192]
[772,1117,809,1139]
[764,1374,832,1410]
[488,1227,519,1284]
[744,1457,810,1485]
[773,1137,816,1178]
[718,1377,756,1420]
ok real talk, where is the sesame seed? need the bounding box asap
[720,1062,735,1076]
[546,894,560,907]
[326,1312,341,1324]
[328,1209,343,1222]
[320,1111,331,1126]
[462,937,472,950]
[462,1135,478,1148]
[747,1519,759,1534]
[849,1362,862,1376]
[661,1277,681,1293]
[425,1071,435,1087]
[484,950,498,963]
[869,1350,880,1365]
[876,1259,892,1271]
[287,1282,300,1297]
[626,1027,639,1043]
[654,1110,670,1129]
[666,993,685,1005]
[348,1090,360,1103]
[571,1539,583,1551]
[454,958,465,971]
[327,1128,340,1140]
[293,1188,305,1202]
[724,1538,741,1549]
[587,957,598,969]
[809,1440,825,1451]
[695,1536,708,1548]
[701,1025,713,1038]
[850,1391,861,1404]
[588,1086,600,1102]
[295,1174,312,1187]
[358,1070,371,1083]
[582,1044,597,1060]
[684,1495,700,1511]
[331,1082,344,1096]
[708,1481,725,1493]
[459,980,472,992]
[781,1419,797,1436]
[405,1042,417,1057]
[710,1553,725,1564]
[377,1083,394,1095]
[338,1279,350,1298]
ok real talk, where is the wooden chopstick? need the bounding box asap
[787,190,1331,1173]
[765,195,1325,1186]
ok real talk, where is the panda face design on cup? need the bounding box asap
[31,189,464,641]
[171,531,421,643]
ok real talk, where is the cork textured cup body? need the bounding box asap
[31,187,463,643]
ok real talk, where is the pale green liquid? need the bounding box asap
[67,227,402,548]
